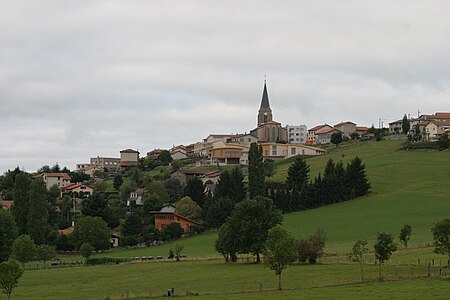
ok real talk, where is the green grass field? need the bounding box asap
[11,141,450,299]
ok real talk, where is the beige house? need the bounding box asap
[389,119,403,134]
[307,124,333,144]
[424,120,450,140]
[36,173,72,190]
[315,128,343,144]
[120,149,140,169]
[260,143,326,159]
[88,156,121,172]
[60,183,93,198]
[170,145,188,160]
[356,126,369,136]
[334,121,357,137]
[209,141,250,165]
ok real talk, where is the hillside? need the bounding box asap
[101,140,450,258]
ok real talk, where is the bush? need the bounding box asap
[85,257,131,266]
[162,223,184,240]
[401,141,440,150]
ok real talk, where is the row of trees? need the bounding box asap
[266,156,370,213]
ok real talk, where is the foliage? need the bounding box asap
[263,227,297,290]
[157,150,173,165]
[175,196,202,221]
[164,177,183,203]
[0,260,23,300]
[73,216,111,251]
[69,171,91,184]
[348,239,368,281]
[203,196,235,229]
[168,249,174,259]
[162,222,184,240]
[438,134,449,151]
[263,159,276,178]
[81,192,115,227]
[55,234,75,252]
[331,132,343,147]
[296,229,327,264]
[431,218,450,266]
[113,174,123,190]
[121,213,143,246]
[402,114,410,134]
[0,210,18,262]
[350,132,360,140]
[286,155,310,193]
[248,143,265,198]
[80,243,95,259]
[11,172,31,234]
[215,222,238,262]
[85,257,131,266]
[183,176,206,207]
[399,224,412,248]
[374,232,397,280]
[12,235,36,267]
[143,192,163,212]
[174,243,184,261]
[28,178,50,244]
[145,181,170,204]
[214,168,246,204]
[35,244,56,267]
[216,196,282,263]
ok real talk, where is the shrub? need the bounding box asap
[85,257,131,266]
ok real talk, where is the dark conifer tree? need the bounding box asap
[12,173,31,234]
[248,143,265,198]
[286,156,310,192]
[28,178,50,244]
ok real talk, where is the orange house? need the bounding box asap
[152,204,200,233]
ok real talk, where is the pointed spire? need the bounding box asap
[260,81,271,110]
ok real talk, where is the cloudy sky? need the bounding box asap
[1,1,449,172]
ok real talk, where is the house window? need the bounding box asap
[291,148,296,155]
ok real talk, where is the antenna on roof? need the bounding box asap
[264,73,267,83]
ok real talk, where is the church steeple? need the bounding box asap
[257,80,273,126]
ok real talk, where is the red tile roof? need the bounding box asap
[356,126,369,131]
[1,200,13,210]
[308,124,329,132]
[334,121,356,127]
[316,128,342,135]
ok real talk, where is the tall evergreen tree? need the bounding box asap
[214,168,246,204]
[286,156,310,192]
[346,157,371,198]
[248,143,265,199]
[402,114,410,134]
[28,178,50,245]
[121,213,143,246]
[11,173,31,234]
[81,192,112,226]
[183,176,206,207]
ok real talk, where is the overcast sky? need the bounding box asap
[1,1,449,172]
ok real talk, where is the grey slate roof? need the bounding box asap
[259,82,271,111]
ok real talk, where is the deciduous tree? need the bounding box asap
[0,260,24,300]
[35,244,56,268]
[431,218,450,266]
[263,227,297,290]
[374,232,397,280]
[331,132,343,147]
[0,210,18,262]
[348,239,368,281]
[399,224,412,248]
[73,216,111,251]
[12,235,36,268]
[175,196,202,221]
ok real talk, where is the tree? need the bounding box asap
[296,229,327,264]
[215,222,239,262]
[11,172,31,234]
[162,222,184,240]
[263,159,275,178]
[113,174,123,190]
[218,196,282,263]
[145,181,170,204]
[374,232,397,280]
[174,196,202,221]
[214,168,246,204]
[80,243,94,259]
[0,210,18,262]
[0,260,24,300]
[350,132,360,140]
[431,218,450,266]
[331,132,343,147]
[183,176,206,207]
[348,239,368,282]
[438,134,449,151]
[81,192,112,226]
[263,227,297,290]
[286,156,310,192]
[73,216,111,251]
[248,143,265,198]
[143,192,163,212]
[157,150,173,165]
[164,178,183,203]
[12,235,36,268]
[399,224,412,248]
[402,114,410,134]
[345,157,370,199]
[28,178,50,245]
[174,243,184,262]
[203,196,235,229]
[121,213,143,246]
[35,244,56,268]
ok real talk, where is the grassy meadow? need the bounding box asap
[11,140,450,299]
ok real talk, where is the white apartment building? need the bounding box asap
[286,125,307,144]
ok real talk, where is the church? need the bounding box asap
[250,81,288,143]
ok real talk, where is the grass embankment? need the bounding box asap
[15,141,450,299]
